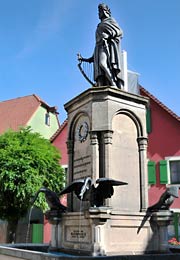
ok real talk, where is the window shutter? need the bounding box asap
[173,213,179,241]
[148,161,156,184]
[159,160,168,184]
[146,108,152,134]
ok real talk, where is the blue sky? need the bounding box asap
[0,0,179,122]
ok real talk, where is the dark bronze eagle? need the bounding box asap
[60,177,128,207]
[31,187,67,212]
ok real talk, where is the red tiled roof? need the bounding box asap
[50,119,68,141]
[140,86,180,122]
[0,94,57,134]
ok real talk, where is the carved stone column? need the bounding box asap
[66,140,73,154]
[102,130,113,180]
[90,131,99,180]
[45,210,63,251]
[137,136,148,211]
[150,211,173,253]
[66,140,73,180]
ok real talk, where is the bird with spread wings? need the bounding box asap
[60,177,128,207]
[31,187,67,212]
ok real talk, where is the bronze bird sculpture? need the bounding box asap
[60,177,128,207]
[31,187,67,212]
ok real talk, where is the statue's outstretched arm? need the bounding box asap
[77,53,94,63]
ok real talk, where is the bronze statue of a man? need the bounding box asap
[79,3,124,88]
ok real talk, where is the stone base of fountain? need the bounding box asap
[0,209,177,260]
[49,208,173,256]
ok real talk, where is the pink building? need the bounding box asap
[140,87,180,208]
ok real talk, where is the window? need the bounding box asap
[62,165,68,185]
[165,157,180,184]
[62,165,68,175]
[45,112,50,126]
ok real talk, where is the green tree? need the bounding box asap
[0,127,65,242]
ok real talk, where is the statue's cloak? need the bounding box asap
[94,17,123,82]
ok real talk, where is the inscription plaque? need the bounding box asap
[73,155,91,178]
[65,226,91,243]
[71,230,86,239]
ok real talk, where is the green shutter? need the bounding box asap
[32,224,43,243]
[146,108,152,134]
[159,160,168,184]
[173,213,179,241]
[148,161,156,184]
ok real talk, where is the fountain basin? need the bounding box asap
[0,244,180,260]
[0,244,75,260]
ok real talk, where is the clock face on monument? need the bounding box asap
[77,121,89,142]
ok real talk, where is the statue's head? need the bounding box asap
[98,3,111,19]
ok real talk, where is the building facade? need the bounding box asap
[140,87,180,208]
[0,94,60,139]
[0,94,61,243]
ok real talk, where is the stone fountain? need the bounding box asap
[0,3,176,259]
[47,3,173,255]
[48,85,172,256]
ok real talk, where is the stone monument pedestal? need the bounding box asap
[49,209,173,256]
[64,87,149,212]
[55,86,173,255]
